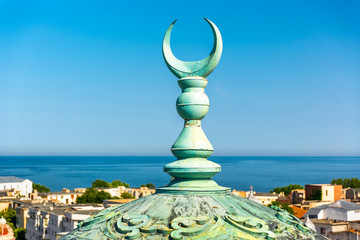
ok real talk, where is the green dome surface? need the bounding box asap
[61,192,327,239]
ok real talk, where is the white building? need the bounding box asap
[48,212,64,240]
[26,207,51,240]
[62,208,103,232]
[96,186,155,199]
[305,200,360,221]
[254,192,279,205]
[26,204,103,240]
[0,176,32,197]
[38,191,83,205]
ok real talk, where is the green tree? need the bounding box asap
[0,208,16,226]
[111,180,130,188]
[96,191,112,203]
[14,228,26,240]
[331,178,343,186]
[331,178,360,188]
[121,192,135,199]
[0,208,26,240]
[309,190,322,200]
[76,188,113,204]
[268,201,294,215]
[32,183,51,193]
[141,183,155,189]
[271,184,304,196]
[92,179,111,188]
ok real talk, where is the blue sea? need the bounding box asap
[0,156,359,193]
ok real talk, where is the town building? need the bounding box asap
[15,205,29,229]
[305,200,360,221]
[305,184,342,202]
[97,186,155,199]
[25,204,103,240]
[294,200,332,211]
[73,188,86,193]
[254,192,279,205]
[62,208,102,232]
[0,176,32,198]
[231,187,280,205]
[343,188,360,202]
[38,190,83,205]
[102,199,135,208]
[310,219,360,240]
[0,200,11,212]
[231,189,247,198]
[276,196,291,205]
[291,189,306,204]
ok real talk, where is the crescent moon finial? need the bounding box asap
[162,18,223,79]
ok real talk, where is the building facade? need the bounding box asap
[97,186,155,199]
[305,184,342,202]
[0,177,32,198]
[306,200,360,221]
[38,191,83,205]
[25,204,103,240]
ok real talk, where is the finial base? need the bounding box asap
[156,179,230,195]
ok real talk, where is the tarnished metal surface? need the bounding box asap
[162,19,223,79]
[160,20,226,193]
[61,193,327,239]
[60,19,328,239]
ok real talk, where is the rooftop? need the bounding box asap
[305,184,333,186]
[66,210,102,215]
[310,219,348,225]
[290,206,308,219]
[307,200,360,217]
[30,203,103,216]
[38,191,82,196]
[0,176,28,183]
[254,192,279,197]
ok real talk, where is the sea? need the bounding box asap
[0,156,359,193]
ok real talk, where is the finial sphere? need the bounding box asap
[162,18,223,79]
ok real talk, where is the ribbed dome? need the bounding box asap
[0,217,15,240]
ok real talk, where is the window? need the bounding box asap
[320,228,325,235]
[326,190,328,196]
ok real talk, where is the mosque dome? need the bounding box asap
[0,217,15,240]
[60,19,327,240]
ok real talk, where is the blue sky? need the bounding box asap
[0,0,359,156]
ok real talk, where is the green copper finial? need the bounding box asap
[158,19,227,194]
[162,18,223,79]
[60,19,328,240]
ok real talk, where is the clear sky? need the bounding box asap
[0,0,359,156]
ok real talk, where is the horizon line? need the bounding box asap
[0,155,359,157]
